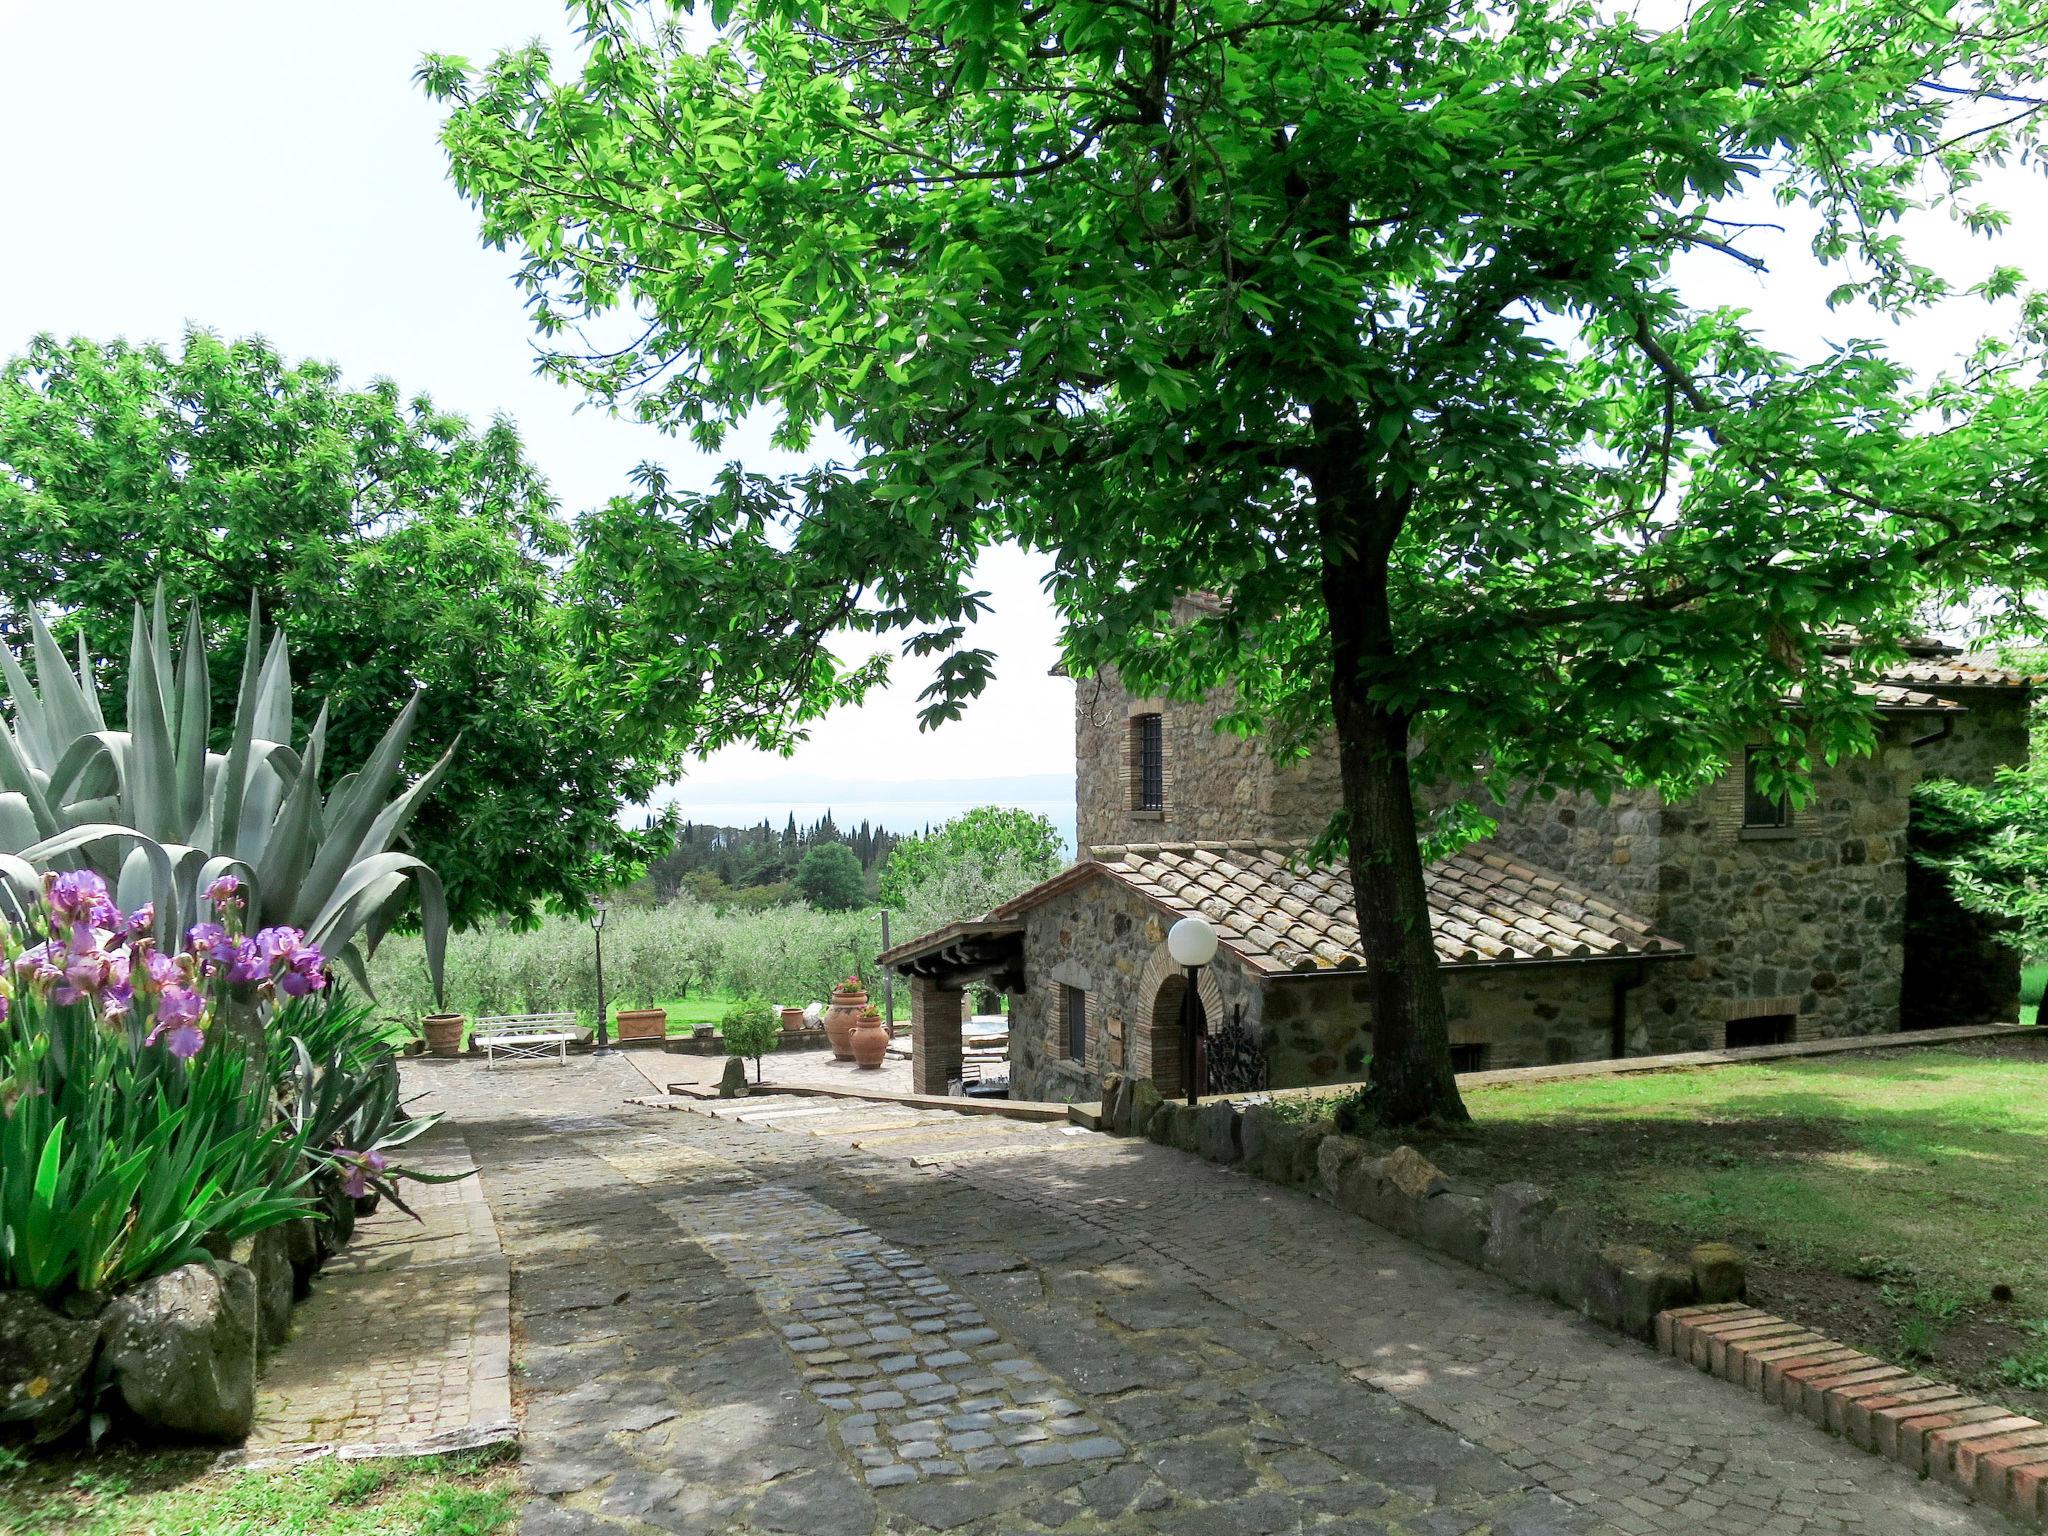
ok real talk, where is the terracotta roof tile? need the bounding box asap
[992,840,1687,975]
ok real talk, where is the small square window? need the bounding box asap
[1726,1014,1795,1050]
[1742,748,1792,829]
[1449,1043,1489,1075]
[1062,986,1088,1060]
[1130,713,1164,812]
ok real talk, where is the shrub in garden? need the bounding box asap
[0,592,452,1017]
[0,870,453,1308]
[720,998,780,1084]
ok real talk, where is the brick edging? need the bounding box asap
[1660,1303,2048,1526]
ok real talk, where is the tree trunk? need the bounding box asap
[1319,513,1470,1126]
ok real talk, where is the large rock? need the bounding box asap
[101,1260,258,1442]
[1416,1189,1490,1266]
[1290,1121,1335,1187]
[235,1228,295,1353]
[0,1291,102,1443]
[1689,1242,1747,1304]
[1587,1245,1699,1339]
[1239,1104,1296,1183]
[1098,1073,1127,1133]
[717,1057,749,1098]
[1196,1102,1242,1164]
[1128,1080,1163,1139]
[1316,1132,1370,1197]
[281,1217,321,1298]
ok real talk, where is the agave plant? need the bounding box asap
[0,589,450,998]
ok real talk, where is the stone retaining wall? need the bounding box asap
[1095,1077,1741,1342]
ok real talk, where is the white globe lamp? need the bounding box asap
[1167,916,1218,969]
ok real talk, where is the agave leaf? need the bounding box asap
[173,606,210,841]
[44,731,129,815]
[215,596,266,850]
[0,851,40,923]
[0,643,54,766]
[296,690,423,926]
[124,605,179,842]
[74,630,105,731]
[26,609,99,750]
[253,705,328,917]
[0,793,40,850]
[251,628,294,746]
[149,583,175,724]
[0,726,63,841]
[354,739,458,870]
[303,853,447,1003]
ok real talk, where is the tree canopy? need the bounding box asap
[877,806,1067,910]
[0,330,672,928]
[426,0,2048,1121]
[795,840,868,909]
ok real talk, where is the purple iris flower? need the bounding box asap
[223,937,269,987]
[203,874,243,910]
[141,947,181,990]
[335,1149,388,1200]
[45,869,117,927]
[144,986,206,1058]
[124,903,155,940]
[0,994,9,1026]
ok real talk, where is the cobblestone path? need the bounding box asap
[407,1058,2022,1536]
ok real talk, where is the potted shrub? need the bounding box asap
[850,1002,892,1070]
[614,1004,669,1043]
[423,1012,467,1058]
[721,998,782,1085]
[824,976,868,1060]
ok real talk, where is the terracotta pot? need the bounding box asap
[614,1007,668,1042]
[824,980,869,1060]
[422,1013,466,1058]
[780,1006,807,1030]
[850,1014,892,1070]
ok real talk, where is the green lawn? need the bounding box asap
[0,1444,517,1536]
[1349,1039,2048,1412]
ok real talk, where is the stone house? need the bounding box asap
[880,631,2035,1104]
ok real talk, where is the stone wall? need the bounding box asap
[1073,669,1340,851]
[1478,786,1666,914]
[1009,871,1261,1103]
[1638,732,1916,1051]
[1907,689,2031,787]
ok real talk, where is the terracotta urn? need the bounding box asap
[422,1013,466,1058]
[850,1007,892,1070]
[824,977,868,1060]
[780,1006,807,1031]
[614,1007,668,1043]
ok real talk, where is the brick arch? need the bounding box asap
[1135,944,1228,1098]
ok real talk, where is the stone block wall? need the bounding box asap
[1478,786,1665,915]
[1638,735,1915,1051]
[1073,669,1340,852]
[1009,872,1261,1103]
[1908,690,2031,788]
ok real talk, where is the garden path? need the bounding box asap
[241,1128,516,1460]
[407,1057,2025,1536]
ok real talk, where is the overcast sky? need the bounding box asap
[1,2,2040,851]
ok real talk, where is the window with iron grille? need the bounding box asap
[1742,747,1792,829]
[1449,1043,1489,1075]
[1062,985,1088,1060]
[1725,1013,1795,1049]
[1131,713,1164,811]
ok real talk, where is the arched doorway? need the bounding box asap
[1147,972,1207,1100]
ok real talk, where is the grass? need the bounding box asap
[1327,1038,2048,1410]
[0,1444,518,1536]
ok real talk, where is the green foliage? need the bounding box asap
[719,997,781,1081]
[2001,1322,2048,1391]
[364,897,874,1022]
[876,808,1065,910]
[426,0,2048,1123]
[0,590,450,999]
[0,1004,316,1303]
[0,330,670,927]
[1914,764,2048,956]
[794,842,866,911]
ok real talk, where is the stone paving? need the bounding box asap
[243,1128,515,1459]
[410,1059,2025,1536]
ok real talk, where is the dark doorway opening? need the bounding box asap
[1725,1014,1796,1050]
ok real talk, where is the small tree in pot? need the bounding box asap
[721,997,780,1086]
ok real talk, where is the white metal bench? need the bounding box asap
[474,1013,580,1067]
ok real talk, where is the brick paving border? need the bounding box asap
[1661,1303,2048,1527]
[235,1128,516,1464]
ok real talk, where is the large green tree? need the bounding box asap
[0,330,672,927]
[877,806,1066,909]
[425,0,2048,1122]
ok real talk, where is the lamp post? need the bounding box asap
[1167,916,1218,1106]
[589,899,613,1058]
